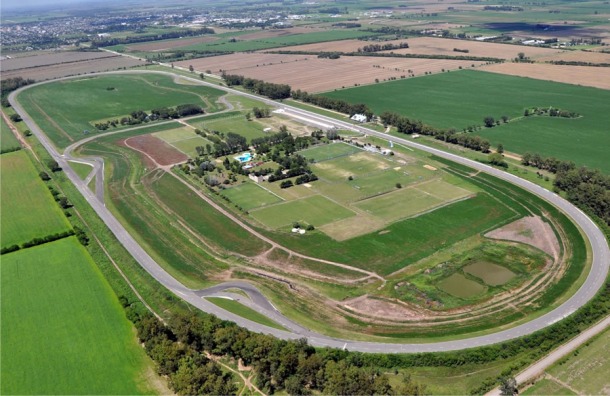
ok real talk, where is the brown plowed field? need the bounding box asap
[174,53,312,74]
[480,62,610,90]
[0,51,117,72]
[537,50,610,64]
[126,36,218,52]
[277,37,563,60]
[183,54,484,92]
[124,134,187,166]
[0,57,146,82]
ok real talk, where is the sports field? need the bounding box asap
[1,238,153,395]
[153,126,213,157]
[191,112,269,143]
[298,142,362,162]
[323,70,610,172]
[250,195,356,229]
[17,73,225,148]
[220,182,283,211]
[0,151,71,248]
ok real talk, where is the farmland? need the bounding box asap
[0,115,20,152]
[16,73,225,148]
[1,238,154,395]
[0,150,71,248]
[0,51,145,81]
[323,70,610,172]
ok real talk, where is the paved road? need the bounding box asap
[486,315,610,396]
[9,71,609,353]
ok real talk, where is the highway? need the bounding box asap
[9,70,609,353]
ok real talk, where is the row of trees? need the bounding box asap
[94,104,203,130]
[1,77,35,106]
[291,90,373,119]
[357,42,409,53]
[222,74,291,100]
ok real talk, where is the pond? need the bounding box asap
[463,261,515,286]
[437,273,485,299]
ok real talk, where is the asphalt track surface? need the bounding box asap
[10,71,609,353]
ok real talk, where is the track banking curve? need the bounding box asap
[10,71,609,353]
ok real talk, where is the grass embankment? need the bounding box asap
[0,150,71,248]
[1,114,21,152]
[1,238,155,395]
[68,160,93,179]
[206,297,286,331]
[323,70,610,172]
[17,73,225,149]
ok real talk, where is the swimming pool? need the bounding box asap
[235,152,252,163]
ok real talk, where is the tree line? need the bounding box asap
[91,27,214,48]
[357,42,409,53]
[270,49,503,63]
[291,90,373,119]
[1,77,36,107]
[222,74,291,100]
[94,104,203,130]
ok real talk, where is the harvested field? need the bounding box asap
[127,36,218,52]
[342,295,422,321]
[198,55,484,92]
[0,56,145,82]
[174,53,312,74]
[537,50,610,64]
[123,134,187,166]
[480,62,610,90]
[485,216,559,260]
[278,37,563,60]
[0,51,117,72]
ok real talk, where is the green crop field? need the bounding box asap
[250,194,356,229]
[1,238,153,395]
[192,113,269,143]
[220,182,283,211]
[323,70,610,172]
[17,73,225,148]
[0,151,71,248]
[1,115,20,152]
[299,142,362,162]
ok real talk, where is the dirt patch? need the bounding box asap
[485,215,560,259]
[537,50,610,64]
[175,53,312,74]
[341,295,424,320]
[123,135,187,166]
[193,54,484,92]
[480,62,610,90]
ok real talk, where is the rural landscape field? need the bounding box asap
[2,0,609,394]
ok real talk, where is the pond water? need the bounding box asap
[437,273,485,299]
[463,262,515,286]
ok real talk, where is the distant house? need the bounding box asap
[351,113,367,123]
[249,174,264,183]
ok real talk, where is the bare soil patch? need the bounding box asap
[480,62,610,90]
[0,51,117,72]
[485,215,559,259]
[124,135,187,166]
[341,295,424,321]
[195,54,483,92]
[537,50,610,64]
[127,36,218,52]
[174,53,311,74]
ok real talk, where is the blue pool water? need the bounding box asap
[235,152,252,163]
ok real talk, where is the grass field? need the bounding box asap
[544,327,610,395]
[68,160,93,180]
[0,151,71,248]
[298,141,362,162]
[1,115,20,152]
[1,238,154,395]
[220,182,283,211]
[153,126,213,157]
[206,297,286,331]
[192,113,269,143]
[17,73,225,148]
[250,194,356,229]
[323,70,610,172]
[522,379,575,395]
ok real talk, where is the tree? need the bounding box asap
[9,113,22,122]
[199,72,205,79]
[499,376,518,396]
[484,116,496,128]
[488,153,508,168]
[501,115,509,123]
[396,183,402,189]
[517,52,525,60]
[189,65,194,73]
[39,171,51,181]
[47,159,61,172]
[497,143,504,154]
[245,112,252,121]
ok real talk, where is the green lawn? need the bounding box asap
[323,70,610,172]
[1,115,21,152]
[194,113,269,143]
[1,238,154,395]
[17,73,225,149]
[220,182,283,211]
[206,297,286,331]
[68,160,93,180]
[0,151,71,248]
[250,194,356,229]
[298,142,363,162]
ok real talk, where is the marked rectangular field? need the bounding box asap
[354,187,444,222]
[220,182,283,211]
[250,195,356,229]
[1,238,152,395]
[298,142,362,162]
[0,151,71,248]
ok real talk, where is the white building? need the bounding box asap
[351,113,367,123]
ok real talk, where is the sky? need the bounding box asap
[2,0,100,11]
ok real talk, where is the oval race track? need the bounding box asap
[10,71,609,353]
